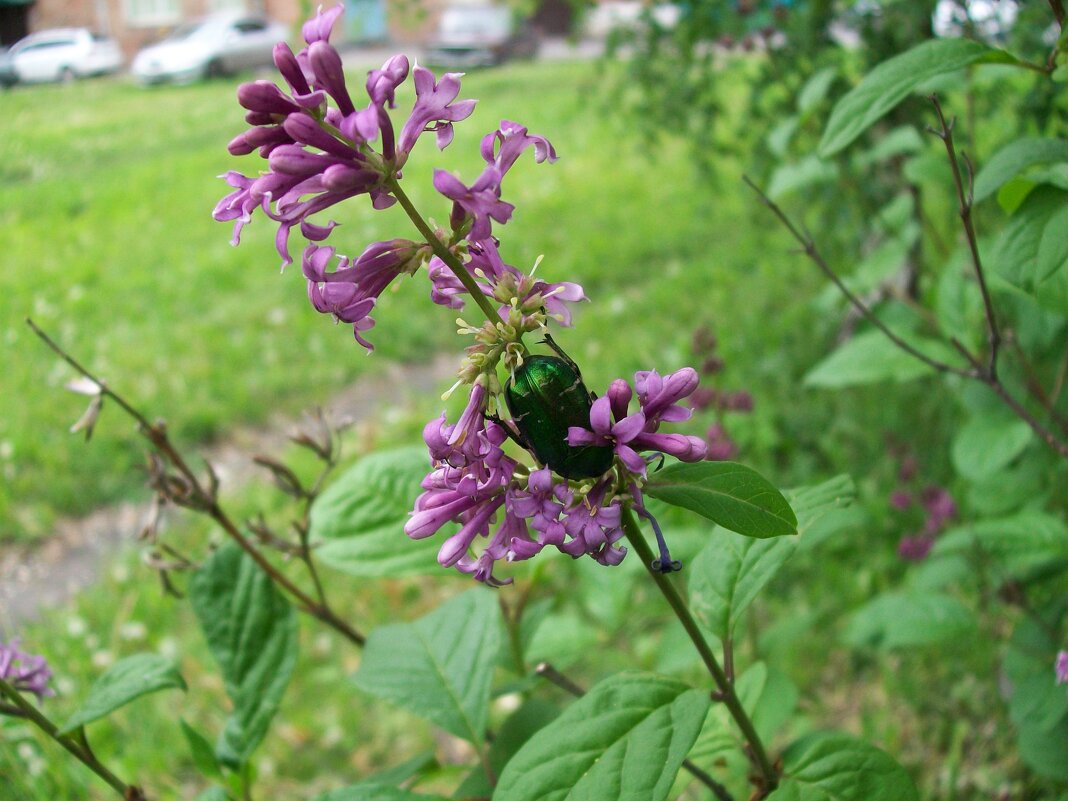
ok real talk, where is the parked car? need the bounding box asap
[131,12,289,85]
[423,4,538,68]
[0,47,16,88]
[2,28,121,85]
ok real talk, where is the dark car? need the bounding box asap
[424,4,538,68]
[0,47,15,88]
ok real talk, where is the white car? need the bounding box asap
[6,28,122,84]
[131,12,290,85]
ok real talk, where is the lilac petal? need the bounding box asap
[567,426,602,447]
[237,80,300,115]
[302,4,344,44]
[589,396,612,434]
[611,411,646,443]
[406,494,474,539]
[308,42,355,115]
[617,444,648,476]
[606,379,632,421]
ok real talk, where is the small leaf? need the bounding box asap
[844,592,976,650]
[353,589,500,744]
[181,719,223,780]
[819,39,1016,157]
[689,530,798,641]
[189,542,299,767]
[767,732,919,801]
[494,673,710,801]
[803,329,959,388]
[58,654,186,734]
[991,186,1068,289]
[973,137,1068,202]
[645,461,797,538]
[934,512,1068,581]
[797,67,837,116]
[767,156,839,200]
[310,446,443,577]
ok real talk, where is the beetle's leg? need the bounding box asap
[636,506,682,573]
[540,331,584,376]
[486,411,530,451]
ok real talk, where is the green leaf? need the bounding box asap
[992,186,1068,288]
[58,654,186,734]
[803,329,958,388]
[767,117,799,158]
[310,446,442,578]
[310,786,450,801]
[689,529,798,641]
[934,512,1068,581]
[189,542,299,767]
[951,410,1033,480]
[797,67,837,116]
[844,592,976,650]
[767,732,919,801]
[819,39,1016,157]
[494,673,709,801]
[785,475,855,538]
[767,155,839,200]
[645,462,797,538]
[853,126,925,170]
[353,589,500,744]
[974,138,1068,202]
[192,789,231,801]
[181,719,223,781]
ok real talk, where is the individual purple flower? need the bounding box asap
[302,240,419,350]
[480,119,558,176]
[569,368,707,479]
[301,3,345,45]
[897,535,934,562]
[0,639,54,702]
[1056,651,1068,688]
[397,65,477,156]
[705,422,738,461]
[434,167,514,242]
[921,486,957,533]
[889,489,912,510]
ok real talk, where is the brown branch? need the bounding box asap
[26,318,366,647]
[535,662,737,801]
[927,95,1000,378]
[1049,0,1065,27]
[741,177,976,379]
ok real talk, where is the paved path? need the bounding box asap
[0,355,456,633]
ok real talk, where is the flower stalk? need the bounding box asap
[620,508,779,796]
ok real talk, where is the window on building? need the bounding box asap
[123,0,181,27]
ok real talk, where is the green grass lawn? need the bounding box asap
[0,57,842,542]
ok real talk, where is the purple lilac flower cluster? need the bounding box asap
[887,451,957,562]
[405,367,707,585]
[687,326,754,461]
[0,639,54,702]
[216,5,708,584]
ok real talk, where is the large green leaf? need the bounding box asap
[767,732,919,801]
[494,673,709,801]
[645,462,797,538]
[803,330,958,388]
[353,589,500,744]
[819,39,1016,157]
[58,654,186,734]
[951,410,1033,480]
[844,592,975,650]
[310,446,442,577]
[189,542,299,767]
[974,138,1068,202]
[689,530,798,642]
[784,475,855,538]
[797,67,837,116]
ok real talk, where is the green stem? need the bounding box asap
[387,178,502,325]
[0,678,144,800]
[620,509,778,795]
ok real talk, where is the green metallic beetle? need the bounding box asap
[503,337,614,480]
